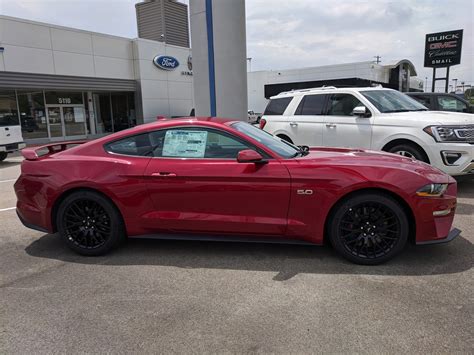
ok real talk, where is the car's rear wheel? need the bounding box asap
[57,190,125,256]
[328,193,408,265]
[0,152,8,161]
[387,143,428,163]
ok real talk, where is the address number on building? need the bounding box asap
[58,98,72,104]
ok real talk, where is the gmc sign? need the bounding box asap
[424,30,463,68]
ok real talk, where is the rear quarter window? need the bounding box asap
[263,97,293,115]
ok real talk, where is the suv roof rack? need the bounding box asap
[278,86,337,95]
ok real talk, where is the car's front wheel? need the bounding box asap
[0,152,8,161]
[328,192,409,265]
[57,190,125,256]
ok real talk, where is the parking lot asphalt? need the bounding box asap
[0,156,473,354]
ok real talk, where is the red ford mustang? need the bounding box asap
[15,118,460,264]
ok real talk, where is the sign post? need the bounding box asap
[424,29,463,92]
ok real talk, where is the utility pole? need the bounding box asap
[373,55,382,64]
[246,57,252,72]
[425,77,428,92]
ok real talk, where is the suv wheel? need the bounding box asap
[0,152,7,161]
[387,143,428,163]
[57,191,125,256]
[328,192,409,265]
[276,134,293,144]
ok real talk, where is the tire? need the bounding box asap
[387,143,428,163]
[56,190,125,256]
[328,192,409,265]
[277,134,293,144]
[0,152,7,161]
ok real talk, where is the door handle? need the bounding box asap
[289,122,298,127]
[151,172,177,177]
[325,123,337,128]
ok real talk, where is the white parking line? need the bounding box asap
[0,179,17,183]
[0,207,16,212]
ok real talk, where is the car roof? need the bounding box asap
[127,117,237,133]
[270,86,393,99]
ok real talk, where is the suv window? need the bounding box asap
[105,133,152,156]
[151,128,251,159]
[295,94,327,115]
[410,95,431,108]
[437,96,467,112]
[327,94,364,116]
[263,97,292,115]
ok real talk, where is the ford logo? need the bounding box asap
[153,55,180,70]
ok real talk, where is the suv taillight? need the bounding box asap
[259,118,267,129]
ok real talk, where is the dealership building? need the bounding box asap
[248,60,424,113]
[0,13,193,144]
[1,4,425,144]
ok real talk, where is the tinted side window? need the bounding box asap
[437,96,467,112]
[327,94,363,116]
[105,133,152,156]
[410,95,431,108]
[152,128,251,159]
[295,94,327,115]
[263,97,293,115]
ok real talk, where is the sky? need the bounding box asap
[0,0,472,91]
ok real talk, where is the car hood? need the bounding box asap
[380,110,474,125]
[299,147,454,184]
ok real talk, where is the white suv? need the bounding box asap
[260,87,474,176]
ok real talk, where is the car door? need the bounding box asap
[287,94,326,146]
[144,126,291,236]
[322,93,373,149]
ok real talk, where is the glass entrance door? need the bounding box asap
[47,106,63,138]
[63,106,86,136]
[46,105,87,140]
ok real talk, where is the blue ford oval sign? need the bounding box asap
[153,55,180,70]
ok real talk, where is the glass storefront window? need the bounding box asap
[45,91,84,105]
[0,91,20,127]
[93,92,135,134]
[17,90,48,139]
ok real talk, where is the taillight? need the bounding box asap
[259,118,267,129]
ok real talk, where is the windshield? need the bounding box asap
[361,90,428,113]
[231,122,299,158]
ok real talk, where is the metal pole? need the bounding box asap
[445,66,450,93]
[431,68,436,92]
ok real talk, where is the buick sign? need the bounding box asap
[424,29,463,68]
[153,55,180,70]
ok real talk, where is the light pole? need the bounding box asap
[425,77,428,92]
[246,57,252,72]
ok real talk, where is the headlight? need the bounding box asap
[424,125,474,143]
[416,183,448,197]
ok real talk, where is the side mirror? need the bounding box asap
[237,149,266,163]
[352,106,370,117]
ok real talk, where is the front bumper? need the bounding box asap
[425,142,474,176]
[416,228,461,245]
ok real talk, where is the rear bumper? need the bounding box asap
[0,142,26,152]
[416,228,461,245]
[16,209,49,233]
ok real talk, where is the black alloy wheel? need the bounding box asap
[328,193,408,264]
[57,191,124,256]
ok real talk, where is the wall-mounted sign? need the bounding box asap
[424,29,463,68]
[187,55,192,71]
[153,55,180,70]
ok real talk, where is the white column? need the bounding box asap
[189,0,248,120]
